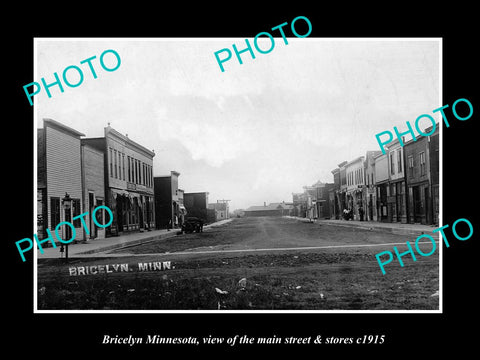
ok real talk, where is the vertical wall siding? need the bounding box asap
[83,146,105,198]
[82,144,106,239]
[45,126,83,241]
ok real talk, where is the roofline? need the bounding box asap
[105,126,155,158]
[373,152,387,160]
[345,156,365,166]
[82,137,104,141]
[43,118,85,138]
[154,170,180,179]
[366,150,383,157]
[403,124,439,147]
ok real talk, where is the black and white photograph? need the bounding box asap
[7,6,478,357]
[33,37,441,312]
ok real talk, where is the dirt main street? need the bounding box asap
[37,217,440,311]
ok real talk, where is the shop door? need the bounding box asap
[89,193,97,239]
[139,195,144,228]
[369,194,373,220]
[116,196,124,232]
[413,186,423,223]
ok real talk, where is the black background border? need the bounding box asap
[6,4,478,356]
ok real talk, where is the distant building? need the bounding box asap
[208,201,229,222]
[154,171,186,230]
[37,118,86,242]
[292,192,306,217]
[303,181,334,219]
[232,209,245,218]
[244,202,292,217]
[270,202,294,216]
[301,187,316,220]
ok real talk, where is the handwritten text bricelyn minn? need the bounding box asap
[68,260,174,276]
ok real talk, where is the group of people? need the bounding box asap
[167,213,183,231]
[342,206,365,221]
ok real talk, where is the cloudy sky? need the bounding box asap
[35,38,440,211]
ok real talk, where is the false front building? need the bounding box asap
[385,138,407,223]
[208,201,230,222]
[154,171,186,230]
[404,124,439,225]
[303,181,334,219]
[345,156,366,220]
[83,125,155,236]
[364,150,382,221]
[37,118,86,242]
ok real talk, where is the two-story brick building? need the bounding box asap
[374,152,389,222]
[364,150,382,221]
[345,156,366,220]
[404,124,439,225]
[83,125,156,235]
[386,139,407,223]
[430,128,440,225]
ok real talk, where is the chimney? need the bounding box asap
[264,202,266,207]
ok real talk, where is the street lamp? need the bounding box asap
[61,192,72,263]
